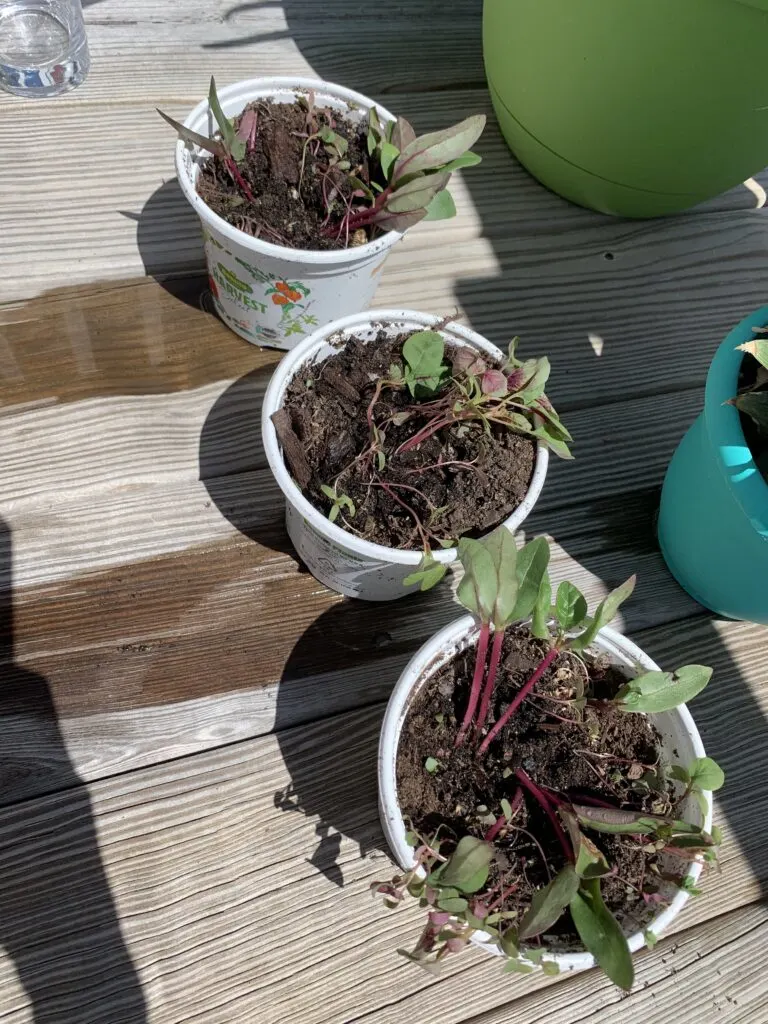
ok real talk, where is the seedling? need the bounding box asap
[451,529,713,757]
[310,328,570,591]
[731,331,768,433]
[319,483,356,524]
[376,532,724,989]
[160,78,486,246]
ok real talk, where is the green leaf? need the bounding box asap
[457,536,498,621]
[402,329,448,397]
[643,929,658,949]
[530,572,552,640]
[437,895,468,913]
[573,832,611,879]
[499,930,519,957]
[439,836,494,894]
[688,757,725,792]
[208,76,245,161]
[424,757,439,773]
[504,959,534,975]
[157,109,226,157]
[532,425,574,460]
[500,797,514,820]
[405,831,419,847]
[569,575,636,653]
[423,189,457,221]
[403,551,448,592]
[570,879,634,991]
[440,151,483,172]
[737,338,768,371]
[541,960,561,976]
[480,526,519,629]
[379,140,400,180]
[518,865,579,939]
[669,765,690,784]
[394,114,486,178]
[387,172,450,214]
[519,357,551,403]
[615,664,713,714]
[734,391,768,431]
[509,537,550,621]
[555,581,588,632]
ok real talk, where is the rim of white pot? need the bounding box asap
[175,76,402,263]
[378,615,712,970]
[261,309,550,569]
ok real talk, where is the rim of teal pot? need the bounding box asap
[705,305,768,539]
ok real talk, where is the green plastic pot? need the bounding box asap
[484,0,768,217]
[658,307,768,623]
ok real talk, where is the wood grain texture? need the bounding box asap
[0,703,763,1024]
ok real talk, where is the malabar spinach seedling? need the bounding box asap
[160,79,486,245]
[375,531,723,989]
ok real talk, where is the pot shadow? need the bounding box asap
[198,362,298,558]
[0,516,147,1023]
[118,180,207,311]
[271,579,462,888]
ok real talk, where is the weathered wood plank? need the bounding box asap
[0,702,761,1024]
[422,904,768,1024]
[3,84,767,306]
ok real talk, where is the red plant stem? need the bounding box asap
[486,883,518,914]
[226,156,255,203]
[455,623,490,748]
[395,415,457,456]
[515,768,573,863]
[477,647,559,756]
[476,627,505,733]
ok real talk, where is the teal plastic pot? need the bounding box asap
[484,0,768,217]
[658,308,768,623]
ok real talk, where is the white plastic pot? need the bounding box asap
[262,309,549,601]
[175,77,403,350]
[378,616,712,972]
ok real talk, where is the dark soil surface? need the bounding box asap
[197,98,380,251]
[276,333,536,548]
[397,628,684,944]
[737,349,768,485]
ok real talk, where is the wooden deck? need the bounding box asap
[2,2,768,1021]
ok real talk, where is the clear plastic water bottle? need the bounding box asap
[0,0,89,98]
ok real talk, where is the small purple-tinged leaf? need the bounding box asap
[157,109,225,157]
[480,369,508,396]
[237,107,257,143]
[506,367,526,392]
[391,116,417,152]
[428,911,452,928]
[370,208,426,232]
